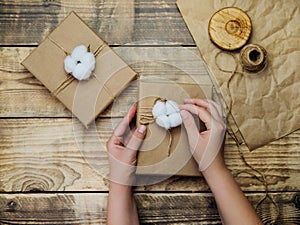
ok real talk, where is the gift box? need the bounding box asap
[136,79,213,176]
[22,12,137,128]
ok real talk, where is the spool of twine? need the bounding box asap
[240,44,267,72]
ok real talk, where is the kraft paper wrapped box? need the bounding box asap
[22,12,137,128]
[136,79,212,176]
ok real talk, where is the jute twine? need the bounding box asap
[215,50,278,219]
[139,97,173,157]
[47,37,114,98]
[240,44,267,72]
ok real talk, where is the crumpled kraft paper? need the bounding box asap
[136,78,212,176]
[177,0,300,150]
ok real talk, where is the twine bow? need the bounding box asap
[139,97,173,156]
[47,36,113,98]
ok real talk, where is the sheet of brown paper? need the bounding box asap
[136,78,212,176]
[22,12,137,128]
[177,0,300,150]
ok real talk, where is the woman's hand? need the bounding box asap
[106,103,147,186]
[179,98,226,172]
[106,103,146,225]
[180,99,263,224]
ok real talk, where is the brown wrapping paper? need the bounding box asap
[136,78,212,176]
[177,0,300,150]
[22,12,137,128]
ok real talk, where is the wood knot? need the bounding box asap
[28,188,44,192]
[240,44,267,72]
[6,200,18,212]
[294,193,300,209]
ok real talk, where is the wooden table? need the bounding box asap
[0,1,299,224]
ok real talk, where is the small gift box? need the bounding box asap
[136,79,213,176]
[22,12,137,127]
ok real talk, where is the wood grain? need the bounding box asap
[208,7,252,50]
[0,118,299,192]
[0,192,299,224]
[0,47,211,118]
[0,0,193,46]
[1,1,300,223]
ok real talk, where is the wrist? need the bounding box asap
[109,164,136,186]
[109,181,133,193]
[202,155,228,181]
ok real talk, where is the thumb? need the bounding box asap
[180,110,199,149]
[126,125,147,151]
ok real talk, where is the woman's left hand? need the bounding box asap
[106,103,147,185]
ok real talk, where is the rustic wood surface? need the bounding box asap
[0,0,299,224]
[0,193,299,224]
[0,0,194,46]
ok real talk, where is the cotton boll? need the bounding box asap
[152,100,167,118]
[169,113,182,128]
[64,55,77,73]
[81,52,96,71]
[156,115,171,129]
[73,63,92,80]
[166,100,179,115]
[71,45,87,62]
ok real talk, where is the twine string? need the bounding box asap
[166,129,173,157]
[91,73,116,101]
[215,51,244,144]
[216,51,279,220]
[240,44,267,72]
[47,36,69,55]
[215,51,243,119]
[139,97,173,157]
[52,75,76,96]
[94,43,106,57]
[139,106,155,125]
[235,140,279,221]
[138,97,160,125]
[46,36,111,97]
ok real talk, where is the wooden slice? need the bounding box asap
[208,7,252,51]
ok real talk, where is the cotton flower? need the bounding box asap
[152,100,167,118]
[168,113,182,128]
[156,115,171,130]
[166,100,180,115]
[64,45,96,80]
[152,100,182,129]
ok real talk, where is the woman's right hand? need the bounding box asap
[180,99,263,224]
[179,99,226,172]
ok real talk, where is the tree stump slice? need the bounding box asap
[208,7,252,51]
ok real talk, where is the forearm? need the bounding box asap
[203,164,263,225]
[107,182,139,225]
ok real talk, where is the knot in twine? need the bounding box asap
[46,36,111,98]
[139,97,181,156]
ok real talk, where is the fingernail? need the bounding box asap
[180,110,189,119]
[138,125,147,134]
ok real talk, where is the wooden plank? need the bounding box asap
[0,118,299,192]
[0,0,194,46]
[0,46,211,118]
[0,192,299,224]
